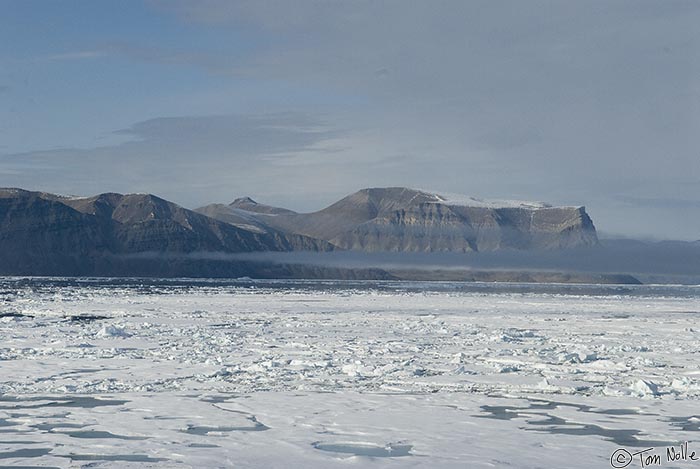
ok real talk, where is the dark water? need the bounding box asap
[312,441,413,457]
[477,400,677,448]
[0,276,698,298]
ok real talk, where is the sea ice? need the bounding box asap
[0,278,697,467]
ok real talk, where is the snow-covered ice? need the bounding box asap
[419,188,555,209]
[0,278,699,467]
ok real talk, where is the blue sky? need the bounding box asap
[1,0,699,239]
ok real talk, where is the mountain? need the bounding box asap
[197,187,599,252]
[0,187,607,279]
[0,188,332,276]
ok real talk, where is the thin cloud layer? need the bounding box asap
[1,1,698,238]
[0,114,341,206]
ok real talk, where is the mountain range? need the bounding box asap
[197,187,599,252]
[0,186,613,279]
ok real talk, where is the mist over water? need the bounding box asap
[164,240,699,284]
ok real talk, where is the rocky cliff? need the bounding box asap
[0,187,601,277]
[198,187,599,252]
[0,188,332,276]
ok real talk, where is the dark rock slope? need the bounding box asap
[198,187,599,252]
[0,187,601,277]
[0,188,331,276]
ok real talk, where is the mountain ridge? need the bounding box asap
[198,187,599,252]
[0,186,606,278]
[0,188,333,276]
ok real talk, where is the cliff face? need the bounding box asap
[0,189,332,276]
[0,189,110,274]
[0,186,599,277]
[200,187,599,252]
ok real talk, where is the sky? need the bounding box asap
[0,0,698,240]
